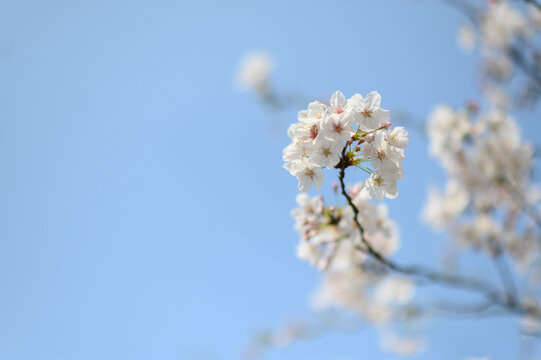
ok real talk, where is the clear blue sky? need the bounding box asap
[1,0,540,359]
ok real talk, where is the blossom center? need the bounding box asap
[361,109,372,118]
[374,176,384,187]
[332,122,344,133]
[309,125,319,140]
[322,147,331,157]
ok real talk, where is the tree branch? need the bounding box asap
[337,155,536,318]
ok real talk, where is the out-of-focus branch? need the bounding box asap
[247,299,514,358]
[493,254,520,305]
[444,0,541,90]
[508,45,541,90]
[427,300,496,315]
[524,0,541,12]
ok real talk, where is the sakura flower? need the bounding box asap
[321,113,355,142]
[310,138,343,168]
[386,126,409,148]
[363,132,404,172]
[292,120,321,144]
[349,91,390,131]
[329,90,348,115]
[297,101,328,123]
[361,170,400,201]
[282,142,310,164]
[290,159,324,192]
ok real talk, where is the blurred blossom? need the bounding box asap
[483,85,510,109]
[426,105,471,164]
[458,23,476,53]
[235,50,274,93]
[422,181,469,231]
[374,276,415,306]
[380,333,425,357]
[424,101,539,269]
[485,56,512,80]
[521,314,541,335]
[480,2,529,51]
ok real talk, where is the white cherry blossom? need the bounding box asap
[385,126,409,148]
[348,91,390,131]
[361,170,400,200]
[290,159,324,192]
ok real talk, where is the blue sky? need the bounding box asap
[0,0,540,359]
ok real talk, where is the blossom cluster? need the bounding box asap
[283,91,409,200]
[291,189,419,355]
[281,91,414,354]
[456,1,541,108]
[424,104,540,271]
